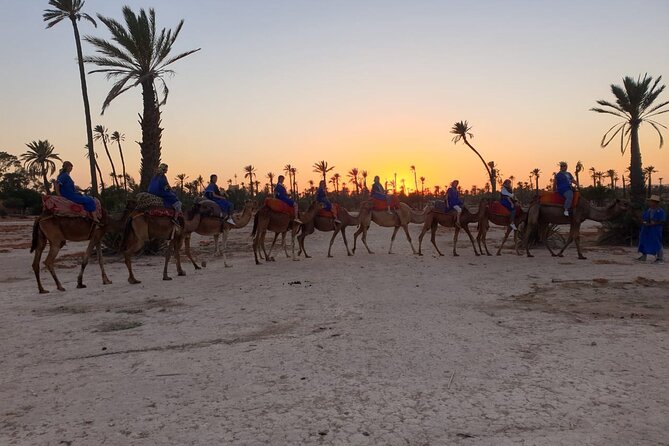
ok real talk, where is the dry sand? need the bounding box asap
[0,217,667,445]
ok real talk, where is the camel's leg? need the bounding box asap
[266,232,280,261]
[496,228,512,256]
[417,225,429,256]
[253,231,262,265]
[513,229,522,256]
[162,240,173,281]
[430,223,444,256]
[327,227,340,257]
[220,230,231,267]
[401,224,417,254]
[463,226,479,256]
[452,227,460,257]
[123,236,143,285]
[282,232,291,258]
[184,233,201,270]
[97,241,112,284]
[297,232,310,258]
[213,233,221,256]
[477,221,492,256]
[174,236,186,276]
[291,229,299,261]
[339,227,352,256]
[558,223,584,259]
[352,227,360,254]
[388,226,400,254]
[32,230,49,294]
[44,241,65,292]
[76,237,99,288]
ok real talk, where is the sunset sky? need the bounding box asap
[1,0,668,192]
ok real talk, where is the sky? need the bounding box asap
[1,0,668,193]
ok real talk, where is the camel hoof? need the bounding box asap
[551,254,558,257]
[527,254,534,258]
[194,265,202,270]
[224,264,232,268]
[418,253,423,256]
[306,255,312,259]
[453,254,459,257]
[328,255,333,258]
[255,261,261,265]
[178,271,186,276]
[103,280,112,285]
[57,287,66,292]
[77,283,86,289]
[558,254,564,258]
[579,256,587,260]
[128,278,141,285]
[39,289,49,294]
[270,257,276,262]
[163,276,173,281]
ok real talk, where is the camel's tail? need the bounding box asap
[30,218,40,253]
[251,212,259,237]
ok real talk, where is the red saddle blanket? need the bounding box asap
[42,195,102,220]
[488,201,511,216]
[539,191,580,208]
[146,207,181,219]
[317,203,340,218]
[371,196,399,211]
[265,198,294,216]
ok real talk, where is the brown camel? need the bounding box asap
[297,202,371,258]
[183,200,256,269]
[120,209,186,283]
[352,202,417,254]
[477,204,527,256]
[523,198,629,259]
[417,200,488,256]
[409,203,433,224]
[251,201,322,264]
[30,209,125,294]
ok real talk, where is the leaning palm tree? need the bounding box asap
[84,144,104,192]
[109,131,127,192]
[93,125,119,188]
[574,160,584,187]
[451,121,495,193]
[244,165,256,196]
[313,160,334,184]
[84,6,200,190]
[347,167,360,195]
[591,74,668,203]
[22,140,61,194]
[644,166,657,196]
[43,0,98,196]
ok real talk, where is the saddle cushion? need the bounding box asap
[489,201,511,216]
[196,198,224,218]
[539,191,580,208]
[433,200,448,213]
[265,198,294,216]
[146,207,180,218]
[317,203,340,218]
[371,196,399,211]
[135,192,164,210]
[42,195,102,220]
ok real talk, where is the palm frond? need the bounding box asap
[647,120,666,148]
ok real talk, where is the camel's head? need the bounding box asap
[244,199,258,211]
[612,198,631,213]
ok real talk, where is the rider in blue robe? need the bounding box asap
[275,175,302,224]
[638,195,665,263]
[446,180,464,226]
[148,163,182,212]
[554,162,577,216]
[371,176,393,213]
[204,174,235,224]
[500,179,518,230]
[56,161,97,212]
[316,180,340,224]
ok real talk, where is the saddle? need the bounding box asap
[42,195,102,221]
[432,200,449,214]
[317,203,340,218]
[135,192,164,210]
[265,198,294,216]
[371,196,399,211]
[488,201,511,217]
[146,207,181,219]
[539,191,580,208]
[195,198,224,218]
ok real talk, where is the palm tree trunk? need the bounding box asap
[70,17,98,197]
[629,124,644,203]
[41,162,51,194]
[116,140,127,192]
[139,79,162,191]
[463,137,494,192]
[94,158,105,192]
[100,136,119,188]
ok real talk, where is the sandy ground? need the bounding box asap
[0,217,668,446]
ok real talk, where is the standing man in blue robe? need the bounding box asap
[148,163,182,213]
[637,195,665,264]
[204,174,235,224]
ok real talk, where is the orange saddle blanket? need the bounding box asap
[42,195,102,220]
[488,201,511,216]
[539,191,580,208]
[371,196,399,211]
[265,198,294,216]
[317,203,340,218]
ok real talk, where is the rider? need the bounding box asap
[371,176,393,214]
[275,175,302,224]
[55,161,99,222]
[446,180,463,227]
[316,179,341,224]
[204,174,235,225]
[148,163,182,213]
[554,161,577,217]
[500,179,518,231]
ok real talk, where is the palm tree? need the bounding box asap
[347,167,360,195]
[361,170,369,192]
[43,0,98,196]
[283,164,293,195]
[410,165,418,195]
[290,167,298,198]
[266,172,275,194]
[244,165,256,196]
[575,161,584,187]
[606,169,617,190]
[419,176,425,195]
[591,74,668,202]
[175,173,188,191]
[644,166,657,196]
[312,160,334,184]
[84,7,200,191]
[451,121,495,193]
[22,140,61,194]
[433,185,441,196]
[595,171,605,187]
[588,167,596,187]
[93,125,119,188]
[330,173,341,194]
[531,168,540,192]
[109,131,127,191]
[84,144,104,192]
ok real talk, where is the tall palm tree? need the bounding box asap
[266,172,275,194]
[589,167,597,187]
[595,171,605,187]
[591,74,668,202]
[283,164,293,195]
[419,176,425,195]
[43,0,98,196]
[313,160,334,184]
[606,169,617,190]
[531,168,540,192]
[84,144,104,192]
[433,185,441,195]
[361,170,369,192]
[93,125,119,188]
[175,173,188,191]
[347,167,360,195]
[290,167,298,198]
[644,166,657,196]
[330,173,341,194]
[84,7,200,190]
[109,131,127,191]
[574,161,584,187]
[244,165,256,196]
[195,175,205,193]
[410,165,418,194]
[22,140,61,194]
[451,121,495,193]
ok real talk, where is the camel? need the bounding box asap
[477,204,527,256]
[417,200,488,256]
[251,201,322,264]
[297,202,372,258]
[183,200,256,269]
[352,202,417,255]
[523,198,629,259]
[30,209,125,294]
[120,208,186,283]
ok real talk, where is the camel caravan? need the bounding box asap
[30,160,636,294]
